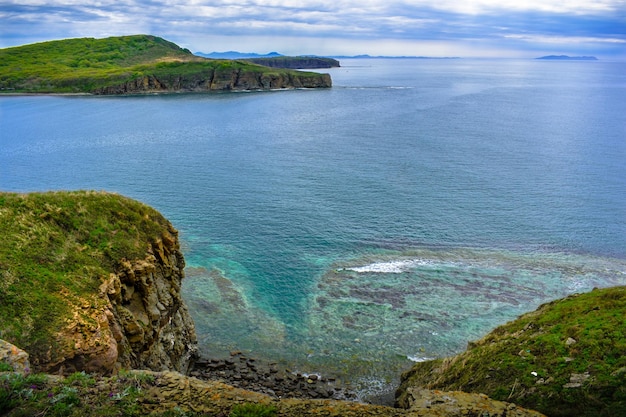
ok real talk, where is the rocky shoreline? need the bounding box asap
[190,351,359,402]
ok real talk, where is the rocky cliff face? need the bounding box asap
[102,227,198,374]
[30,223,198,375]
[94,67,331,94]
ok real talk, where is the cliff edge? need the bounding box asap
[0,191,198,375]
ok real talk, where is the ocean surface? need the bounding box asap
[2,58,625,399]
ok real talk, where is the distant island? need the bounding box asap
[0,35,332,94]
[536,55,598,60]
[197,51,460,61]
[330,54,460,59]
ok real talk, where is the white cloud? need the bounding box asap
[1,0,625,57]
[504,34,626,44]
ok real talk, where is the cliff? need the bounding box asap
[0,35,332,94]
[396,286,626,417]
[94,63,331,94]
[244,56,341,69]
[0,191,198,375]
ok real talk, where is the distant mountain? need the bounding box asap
[195,51,283,59]
[196,51,459,60]
[328,54,460,59]
[536,55,598,60]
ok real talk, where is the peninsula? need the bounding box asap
[0,35,332,94]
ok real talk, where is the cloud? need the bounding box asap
[1,0,625,57]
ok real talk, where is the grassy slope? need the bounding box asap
[0,191,170,358]
[398,286,626,416]
[0,35,312,93]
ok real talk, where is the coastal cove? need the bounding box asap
[1,58,625,400]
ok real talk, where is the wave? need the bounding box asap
[407,355,436,362]
[338,86,414,90]
[344,258,436,273]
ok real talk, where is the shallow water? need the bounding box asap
[2,58,625,398]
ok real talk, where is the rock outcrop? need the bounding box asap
[0,339,30,373]
[102,227,198,374]
[94,68,331,95]
[397,388,544,417]
[35,225,198,375]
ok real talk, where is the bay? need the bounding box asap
[1,58,625,399]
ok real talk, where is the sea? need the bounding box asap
[1,58,625,400]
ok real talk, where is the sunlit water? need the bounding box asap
[2,58,625,399]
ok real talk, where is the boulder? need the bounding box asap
[0,339,30,373]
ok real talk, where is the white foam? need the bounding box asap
[407,355,435,362]
[346,259,432,274]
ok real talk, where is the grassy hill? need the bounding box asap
[0,35,331,93]
[0,191,170,359]
[396,286,626,416]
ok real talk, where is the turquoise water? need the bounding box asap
[2,59,625,398]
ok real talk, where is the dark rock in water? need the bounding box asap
[190,351,354,400]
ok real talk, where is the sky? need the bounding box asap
[1,0,625,58]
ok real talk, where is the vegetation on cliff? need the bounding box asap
[396,286,626,416]
[0,35,331,94]
[0,191,171,362]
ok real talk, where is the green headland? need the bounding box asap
[0,35,332,94]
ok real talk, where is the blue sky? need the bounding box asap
[1,0,625,58]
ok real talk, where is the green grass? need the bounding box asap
[398,286,626,416]
[0,191,171,362]
[0,35,196,92]
[229,403,278,417]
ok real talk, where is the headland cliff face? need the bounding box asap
[83,227,198,375]
[94,68,332,94]
[35,215,198,375]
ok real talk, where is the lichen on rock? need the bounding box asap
[0,339,30,373]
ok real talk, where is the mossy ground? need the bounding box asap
[0,191,170,361]
[398,286,626,416]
